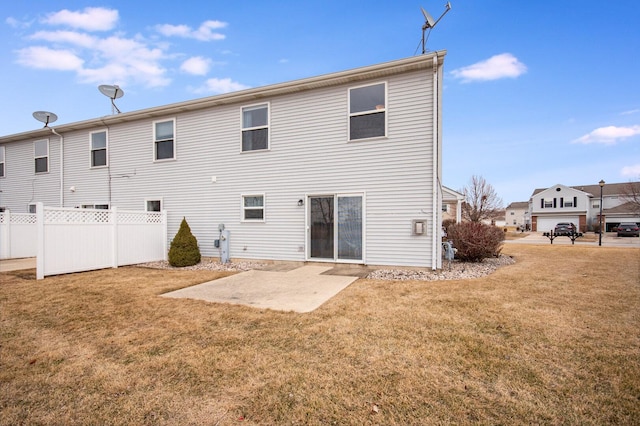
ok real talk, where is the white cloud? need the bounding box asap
[621,109,640,116]
[156,20,227,41]
[451,53,527,82]
[43,7,119,32]
[194,77,249,94]
[30,30,97,48]
[16,46,84,70]
[180,56,211,75]
[621,164,640,178]
[573,125,640,144]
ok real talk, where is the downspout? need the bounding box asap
[50,127,64,207]
[431,54,440,270]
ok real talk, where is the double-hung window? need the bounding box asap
[0,145,5,177]
[241,104,269,152]
[91,130,108,167]
[242,194,265,221]
[349,82,386,140]
[34,139,49,174]
[154,119,176,161]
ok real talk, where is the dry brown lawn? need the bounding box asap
[1,244,639,425]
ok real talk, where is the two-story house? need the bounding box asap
[0,52,447,269]
[529,182,639,232]
[505,201,529,230]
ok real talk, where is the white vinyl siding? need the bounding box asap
[0,59,439,267]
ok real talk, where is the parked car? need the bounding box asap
[616,222,639,237]
[554,222,577,235]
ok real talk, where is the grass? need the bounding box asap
[1,244,639,425]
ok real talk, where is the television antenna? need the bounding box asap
[98,84,124,114]
[32,111,58,128]
[421,2,452,54]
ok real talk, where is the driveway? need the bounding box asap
[161,265,363,313]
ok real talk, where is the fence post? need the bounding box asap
[5,209,11,259]
[36,203,44,280]
[162,210,168,261]
[111,207,118,269]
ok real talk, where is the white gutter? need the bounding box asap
[50,128,63,207]
[431,54,439,270]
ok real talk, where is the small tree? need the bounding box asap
[168,217,201,267]
[460,175,503,223]
[446,222,504,262]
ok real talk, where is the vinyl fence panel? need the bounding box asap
[36,203,167,279]
[0,211,37,260]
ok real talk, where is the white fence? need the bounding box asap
[36,203,167,279]
[0,211,37,260]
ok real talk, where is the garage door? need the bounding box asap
[537,217,579,233]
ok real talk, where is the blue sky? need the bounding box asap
[2,0,639,204]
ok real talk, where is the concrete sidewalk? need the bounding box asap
[0,257,36,272]
[161,265,359,313]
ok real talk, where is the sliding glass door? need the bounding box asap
[309,194,363,262]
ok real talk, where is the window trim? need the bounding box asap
[0,145,5,178]
[145,198,163,212]
[241,103,270,152]
[348,81,388,142]
[153,118,176,162]
[34,139,49,174]
[241,193,266,222]
[90,129,109,168]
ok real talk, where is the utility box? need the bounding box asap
[219,229,230,263]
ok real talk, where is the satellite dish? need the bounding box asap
[32,111,58,128]
[420,2,452,54]
[98,84,124,114]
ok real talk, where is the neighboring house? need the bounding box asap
[480,209,506,227]
[505,201,529,229]
[529,182,640,232]
[442,186,463,223]
[0,52,447,269]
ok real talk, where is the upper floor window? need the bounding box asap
[34,139,49,174]
[441,203,448,212]
[242,104,269,152]
[349,82,386,141]
[0,145,5,177]
[242,194,265,221]
[154,119,175,161]
[91,130,108,167]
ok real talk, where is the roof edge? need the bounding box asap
[1,51,446,143]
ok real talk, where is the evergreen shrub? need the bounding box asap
[168,217,201,267]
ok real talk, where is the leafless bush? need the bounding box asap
[447,221,505,262]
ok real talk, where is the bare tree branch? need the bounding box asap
[460,175,503,223]
[620,179,640,214]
